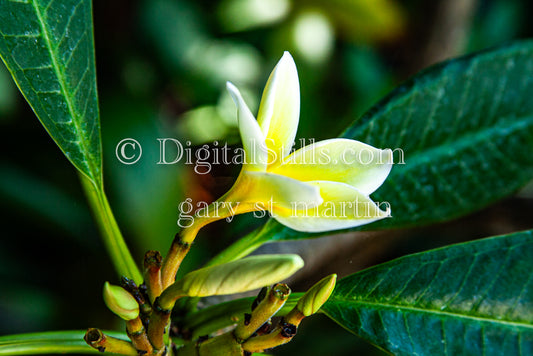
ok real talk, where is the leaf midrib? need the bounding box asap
[378,113,533,167]
[325,298,533,330]
[31,0,99,185]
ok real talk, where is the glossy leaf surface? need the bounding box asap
[322,230,533,355]
[0,0,101,185]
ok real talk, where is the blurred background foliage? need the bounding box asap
[1,0,532,355]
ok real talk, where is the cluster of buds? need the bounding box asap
[177,275,336,355]
[84,243,335,355]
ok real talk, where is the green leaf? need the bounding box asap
[0,330,127,355]
[0,0,101,186]
[322,230,533,355]
[343,40,533,230]
[0,1,142,282]
[210,40,533,265]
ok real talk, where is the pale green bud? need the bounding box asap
[297,274,336,316]
[176,254,304,297]
[103,282,139,321]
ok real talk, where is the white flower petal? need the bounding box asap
[273,181,390,232]
[256,52,300,165]
[271,139,393,195]
[226,81,268,171]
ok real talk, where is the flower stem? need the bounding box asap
[147,282,189,351]
[242,312,304,353]
[80,174,142,284]
[160,232,191,289]
[84,329,137,355]
[242,303,306,353]
[126,318,153,354]
[147,298,175,352]
[233,284,290,342]
[160,198,256,288]
[144,250,163,304]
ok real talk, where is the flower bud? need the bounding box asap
[176,254,304,297]
[296,274,336,316]
[103,282,139,321]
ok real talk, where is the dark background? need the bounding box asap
[1,0,532,354]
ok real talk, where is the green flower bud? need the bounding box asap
[103,282,139,321]
[296,274,336,316]
[176,254,304,298]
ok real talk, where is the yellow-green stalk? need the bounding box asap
[84,328,137,355]
[144,250,163,303]
[242,274,336,353]
[233,284,291,342]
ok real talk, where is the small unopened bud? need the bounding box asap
[103,282,139,320]
[175,254,304,298]
[297,274,336,316]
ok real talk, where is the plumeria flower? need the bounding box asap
[218,52,392,233]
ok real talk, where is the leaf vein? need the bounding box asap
[440,254,477,309]
[402,311,418,355]
[30,0,97,182]
[330,299,533,330]
[471,246,513,313]
[417,76,446,150]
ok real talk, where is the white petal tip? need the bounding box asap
[278,51,296,70]
[281,51,292,59]
[226,82,244,108]
[226,81,238,96]
[226,81,236,91]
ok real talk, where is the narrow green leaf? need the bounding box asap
[0,330,127,355]
[322,230,533,355]
[0,0,101,186]
[210,40,533,264]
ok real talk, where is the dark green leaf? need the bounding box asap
[322,230,533,355]
[344,40,533,230]
[0,0,101,185]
